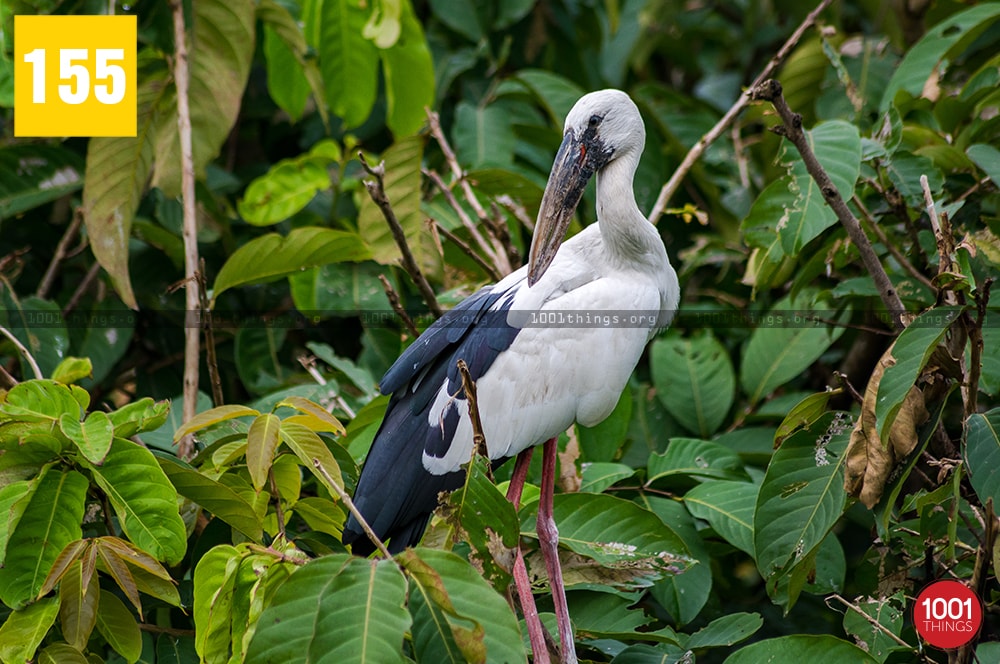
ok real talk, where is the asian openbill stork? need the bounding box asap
[344,89,678,663]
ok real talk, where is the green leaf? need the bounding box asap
[880,4,1000,111]
[95,590,142,664]
[684,480,757,555]
[151,0,255,195]
[842,591,906,662]
[446,454,519,587]
[291,497,345,537]
[246,554,411,664]
[173,405,260,441]
[108,398,171,439]
[516,69,587,126]
[291,263,396,320]
[577,389,632,462]
[0,143,83,220]
[279,421,344,492]
[884,151,943,207]
[59,559,99,652]
[725,634,878,663]
[647,439,747,488]
[967,143,1000,186]
[380,0,435,137]
[357,135,431,268]
[739,292,847,404]
[965,408,1000,508]
[650,331,735,437]
[258,0,327,125]
[774,390,837,446]
[754,412,851,580]
[580,462,635,494]
[277,396,347,435]
[83,439,187,565]
[0,467,87,609]
[157,454,263,541]
[50,357,92,385]
[238,155,333,226]
[610,643,689,663]
[427,0,482,42]
[874,306,962,443]
[400,548,526,664]
[452,101,516,168]
[193,545,243,663]
[318,0,378,127]
[212,227,372,303]
[3,297,69,379]
[82,53,169,309]
[526,493,691,578]
[38,643,90,664]
[686,612,763,648]
[0,480,34,566]
[247,414,282,492]
[60,411,114,465]
[0,597,60,664]
[644,497,712,625]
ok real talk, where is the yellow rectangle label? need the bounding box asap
[14,15,137,137]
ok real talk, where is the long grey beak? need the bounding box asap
[528,128,610,286]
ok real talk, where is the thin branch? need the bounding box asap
[432,220,502,281]
[359,153,443,318]
[749,79,906,329]
[171,0,200,460]
[377,274,420,338]
[496,194,535,232]
[269,469,287,540]
[489,200,522,270]
[313,458,392,558]
[36,210,83,299]
[0,324,42,379]
[457,359,490,480]
[424,167,504,270]
[853,194,934,289]
[648,0,834,222]
[61,261,101,316]
[198,260,223,407]
[826,594,918,652]
[425,110,512,274]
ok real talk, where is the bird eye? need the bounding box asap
[588,115,602,127]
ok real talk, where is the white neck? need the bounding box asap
[595,151,663,266]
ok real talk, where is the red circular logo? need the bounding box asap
[913,580,983,649]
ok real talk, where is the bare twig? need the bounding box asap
[425,110,512,274]
[424,167,504,271]
[457,360,490,479]
[853,194,934,289]
[359,153,443,318]
[198,260,223,407]
[0,324,42,379]
[496,194,535,232]
[433,221,502,281]
[826,594,918,652]
[36,211,83,299]
[489,200,521,270]
[648,0,834,222]
[313,458,392,558]
[0,362,18,387]
[61,261,101,316]
[750,79,906,329]
[171,0,200,460]
[377,274,420,338]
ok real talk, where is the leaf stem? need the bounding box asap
[312,458,392,559]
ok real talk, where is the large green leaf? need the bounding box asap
[686,612,763,649]
[967,143,1000,187]
[157,454,263,540]
[0,144,83,220]
[965,408,1000,508]
[725,634,878,663]
[0,467,87,608]
[95,589,142,664]
[874,306,962,443]
[525,493,691,580]
[83,438,187,565]
[151,0,255,195]
[754,413,850,580]
[238,143,338,226]
[650,331,734,437]
[247,414,282,491]
[452,101,516,169]
[880,4,1000,111]
[400,548,526,664]
[317,0,378,127]
[258,0,327,124]
[0,480,34,566]
[739,292,847,404]
[82,54,168,309]
[516,69,587,125]
[193,544,243,663]
[0,379,82,425]
[246,554,411,664]
[842,591,906,663]
[211,227,372,302]
[644,497,712,626]
[60,411,114,465]
[646,439,747,488]
[380,0,435,137]
[279,421,343,492]
[684,480,757,555]
[577,389,632,463]
[0,597,60,664]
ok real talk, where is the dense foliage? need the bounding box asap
[1,0,999,662]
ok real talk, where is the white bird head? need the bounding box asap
[528,89,645,286]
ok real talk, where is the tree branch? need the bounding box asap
[377,274,421,338]
[313,458,392,559]
[359,153,443,318]
[36,210,83,300]
[749,79,906,329]
[648,0,834,223]
[171,0,200,460]
[432,220,502,281]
